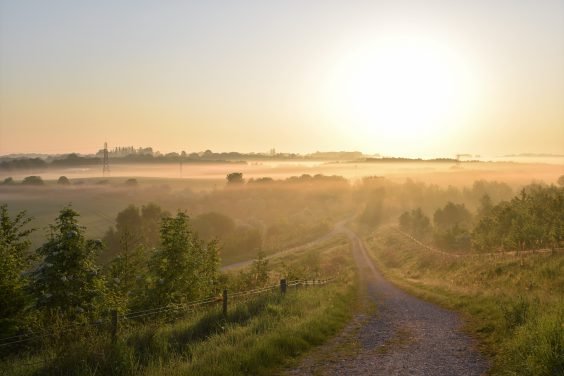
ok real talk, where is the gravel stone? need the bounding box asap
[285,229,489,376]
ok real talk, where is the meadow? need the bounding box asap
[363,227,563,375]
[1,160,563,375]
[1,233,356,376]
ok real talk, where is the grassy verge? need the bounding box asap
[1,237,357,375]
[363,227,563,376]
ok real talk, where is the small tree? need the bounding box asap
[103,203,167,261]
[0,205,35,337]
[125,178,138,186]
[226,172,244,185]
[31,207,105,319]
[57,176,71,185]
[433,202,472,231]
[147,212,220,307]
[22,176,44,186]
[106,235,148,312]
[477,194,493,219]
[399,208,431,238]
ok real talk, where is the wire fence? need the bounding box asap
[0,276,338,352]
[394,227,564,258]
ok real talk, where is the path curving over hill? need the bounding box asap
[285,227,489,376]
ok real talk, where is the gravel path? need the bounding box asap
[285,228,489,376]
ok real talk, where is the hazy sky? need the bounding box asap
[1,0,563,157]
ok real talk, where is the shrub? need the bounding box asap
[57,176,71,185]
[22,176,44,185]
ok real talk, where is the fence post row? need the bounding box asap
[280,279,287,295]
[0,275,339,352]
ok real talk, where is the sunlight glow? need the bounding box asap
[324,36,481,152]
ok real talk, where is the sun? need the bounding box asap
[322,36,479,153]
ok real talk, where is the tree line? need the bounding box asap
[397,184,563,252]
[0,204,222,347]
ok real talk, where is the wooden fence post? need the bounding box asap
[111,309,118,344]
[280,279,287,295]
[222,289,228,317]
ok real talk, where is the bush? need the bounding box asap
[57,176,71,185]
[226,172,244,184]
[22,176,44,185]
[2,177,15,185]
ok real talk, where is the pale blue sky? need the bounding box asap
[1,0,563,156]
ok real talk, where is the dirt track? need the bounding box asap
[286,227,489,376]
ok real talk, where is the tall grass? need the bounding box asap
[0,238,356,375]
[364,227,564,376]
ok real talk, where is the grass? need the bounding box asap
[363,226,564,375]
[0,235,357,375]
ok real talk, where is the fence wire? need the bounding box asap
[0,275,338,349]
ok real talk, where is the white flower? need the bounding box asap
[159,278,165,284]
[61,275,68,282]
[113,278,120,284]
[75,306,84,313]
[44,293,52,299]
[45,263,53,268]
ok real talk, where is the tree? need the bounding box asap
[57,176,71,185]
[31,207,106,319]
[102,205,142,259]
[399,208,431,238]
[140,203,167,248]
[2,177,15,185]
[192,212,236,240]
[477,194,493,219]
[22,176,44,185]
[433,202,473,252]
[0,205,35,336]
[106,235,148,312]
[472,185,563,252]
[433,202,473,231]
[558,175,564,187]
[147,212,220,307]
[103,203,167,261]
[226,172,244,185]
